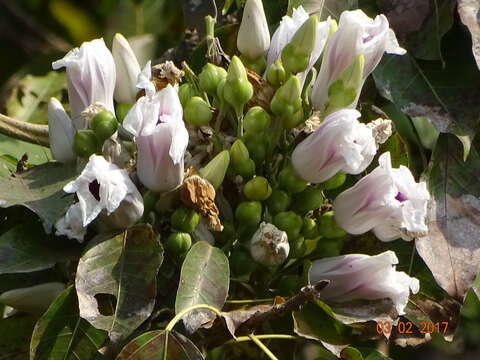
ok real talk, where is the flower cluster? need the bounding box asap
[46,1,429,320]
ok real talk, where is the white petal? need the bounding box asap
[112,33,141,103]
[237,0,271,59]
[48,98,76,163]
[55,203,87,242]
[136,60,156,97]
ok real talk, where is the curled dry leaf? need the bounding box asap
[246,69,274,110]
[180,168,223,231]
[221,305,273,337]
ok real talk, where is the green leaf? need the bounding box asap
[175,241,229,334]
[293,301,352,345]
[6,71,66,125]
[116,330,204,360]
[373,43,480,158]
[416,134,480,301]
[340,346,363,360]
[30,285,107,360]
[0,223,59,274]
[0,162,76,228]
[75,225,163,342]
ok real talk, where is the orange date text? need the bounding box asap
[376,321,449,335]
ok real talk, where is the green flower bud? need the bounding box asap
[223,56,253,114]
[165,232,192,257]
[199,63,227,95]
[171,207,200,233]
[142,190,159,217]
[184,96,213,127]
[270,75,302,118]
[292,187,324,214]
[281,15,318,74]
[302,217,319,239]
[273,211,303,240]
[289,236,307,258]
[237,159,256,179]
[244,106,271,133]
[199,150,230,189]
[91,111,118,141]
[235,201,262,226]
[278,275,301,296]
[179,83,197,107]
[282,107,304,130]
[230,139,254,177]
[245,137,267,165]
[243,176,272,201]
[320,172,346,190]
[73,130,99,157]
[216,78,227,105]
[278,164,307,194]
[240,54,267,75]
[325,55,364,114]
[230,248,256,277]
[267,189,291,214]
[266,60,286,87]
[116,102,133,124]
[318,211,346,238]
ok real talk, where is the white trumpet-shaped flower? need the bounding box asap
[333,152,430,241]
[309,251,419,316]
[62,155,143,227]
[292,109,376,183]
[52,38,116,129]
[266,7,331,84]
[311,9,405,111]
[48,98,76,163]
[112,33,142,103]
[237,0,270,59]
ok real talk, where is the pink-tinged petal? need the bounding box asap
[112,33,141,103]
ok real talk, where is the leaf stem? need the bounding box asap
[248,333,279,360]
[165,304,223,332]
[226,298,274,304]
[0,113,49,146]
[224,334,298,344]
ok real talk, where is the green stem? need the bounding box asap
[224,334,298,345]
[226,298,274,304]
[165,304,223,332]
[248,334,279,360]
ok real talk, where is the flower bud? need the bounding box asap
[302,217,319,239]
[244,106,271,134]
[73,130,99,157]
[178,83,198,107]
[292,109,376,183]
[223,56,253,114]
[273,211,303,240]
[199,150,230,189]
[184,96,213,127]
[250,222,289,266]
[281,15,318,74]
[278,164,307,194]
[320,172,346,190]
[199,63,227,95]
[318,211,346,238]
[165,232,192,257]
[309,251,420,315]
[245,137,267,165]
[333,152,430,241]
[235,201,262,226]
[171,207,200,233]
[270,75,302,119]
[266,60,286,87]
[243,176,272,201]
[0,282,65,314]
[237,0,270,60]
[267,189,291,214]
[91,111,118,141]
[325,55,364,114]
[230,139,254,177]
[112,33,141,103]
[292,186,324,214]
[282,107,304,130]
[116,102,133,124]
[289,236,307,258]
[52,38,116,129]
[48,98,76,163]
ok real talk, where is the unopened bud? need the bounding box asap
[73,130,99,157]
[244,106,271,134]
[318,211,346,238]
[281,15,318,74]
[250,222,289,266]
[237,0,270,60]
[235,201,262,226]
[270,75,302,119]
[165,232,192,257]
[243,176,272,201]
[171,207,200,233]
[179,83,198,107]
[91,111,118,141]
[199,150,230,189]
[267,189,291,214]
[278,164,307,194]
[230,139,255,177]
[292,187,324,214]
[223,56,253,114]
[266,60,286,87]
[273,211,303,240]
[199,63,227,95]
[302,218,319,239]
[184,96,213,127]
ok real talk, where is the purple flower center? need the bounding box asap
[395,192,408,202]
[89,180,101,201]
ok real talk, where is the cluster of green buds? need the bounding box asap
[73,110,119,157]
